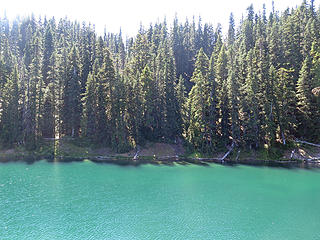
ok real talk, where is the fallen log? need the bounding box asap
[221,142,235,162]
[282,132,286,145]
[290,149,296,159]
[235,150,241,161]
[305,158,320,162]
[133,146,140,160]
[312,87,320,96]
[295,139,320,148]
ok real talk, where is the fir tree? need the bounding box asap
[61,45,81,137]
[187,48,215,152]
[296,54,315,138]
[82,72,97,139]
[0,67,21,146]
[215,45,230,146]
[140,65,157,140]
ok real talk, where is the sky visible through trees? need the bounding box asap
[1,0,309,36]
[0,0,319,153]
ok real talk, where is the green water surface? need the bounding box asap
[0,161,320,239]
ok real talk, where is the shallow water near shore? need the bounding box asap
[1,160,320,240]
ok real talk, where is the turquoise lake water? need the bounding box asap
[0,161,320,240]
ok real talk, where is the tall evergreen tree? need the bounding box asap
[61,45,81,137]
[187,48,216,152]
[82,72,97,139]
[215,45,230,146]
[140,65,157,140]
[296,54,316,138]
[0,67,21,146]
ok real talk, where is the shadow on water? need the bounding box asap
[230,160,320,170]
[1,155,319,170]
[63,157,320,169]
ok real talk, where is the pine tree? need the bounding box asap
[296,54,314,138]
[42,25,54,85]
[0,67,21,146]
[140,65,157,140]
[95,47,119,146]
[82,72,97,139]
[227,14,241,145]
[227,46,241,145]
[215,45,230,146]
[310,41,320,139]
[41,53,57,138]
[266,65,278,145]
[79,24,93,94]
[242,50,260,148]
[187,48,215,152]
[175,75,188,134]
[172,16,186,79]
[254,35,270,145]
[124,32,151,145]
[55,38,69,139]
[282,10,303,84]
[163,59,180,140]
[276,68,296,145]
[24,30,43,149]
[207,51,219,146]
[268,17,284,68]
[227,13,235,46]
[61,45,81,137]
[41,24,57,138]
[112,74,130,152]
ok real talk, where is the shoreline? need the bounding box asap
[1,153,320,168]
[1,139,319,168]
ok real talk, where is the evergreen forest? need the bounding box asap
[0,0,319,154]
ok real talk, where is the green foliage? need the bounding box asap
[0,67,21,147]
[187,49,218,153]
[0,1,319,154]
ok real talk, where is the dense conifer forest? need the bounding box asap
[0,0,319,154]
